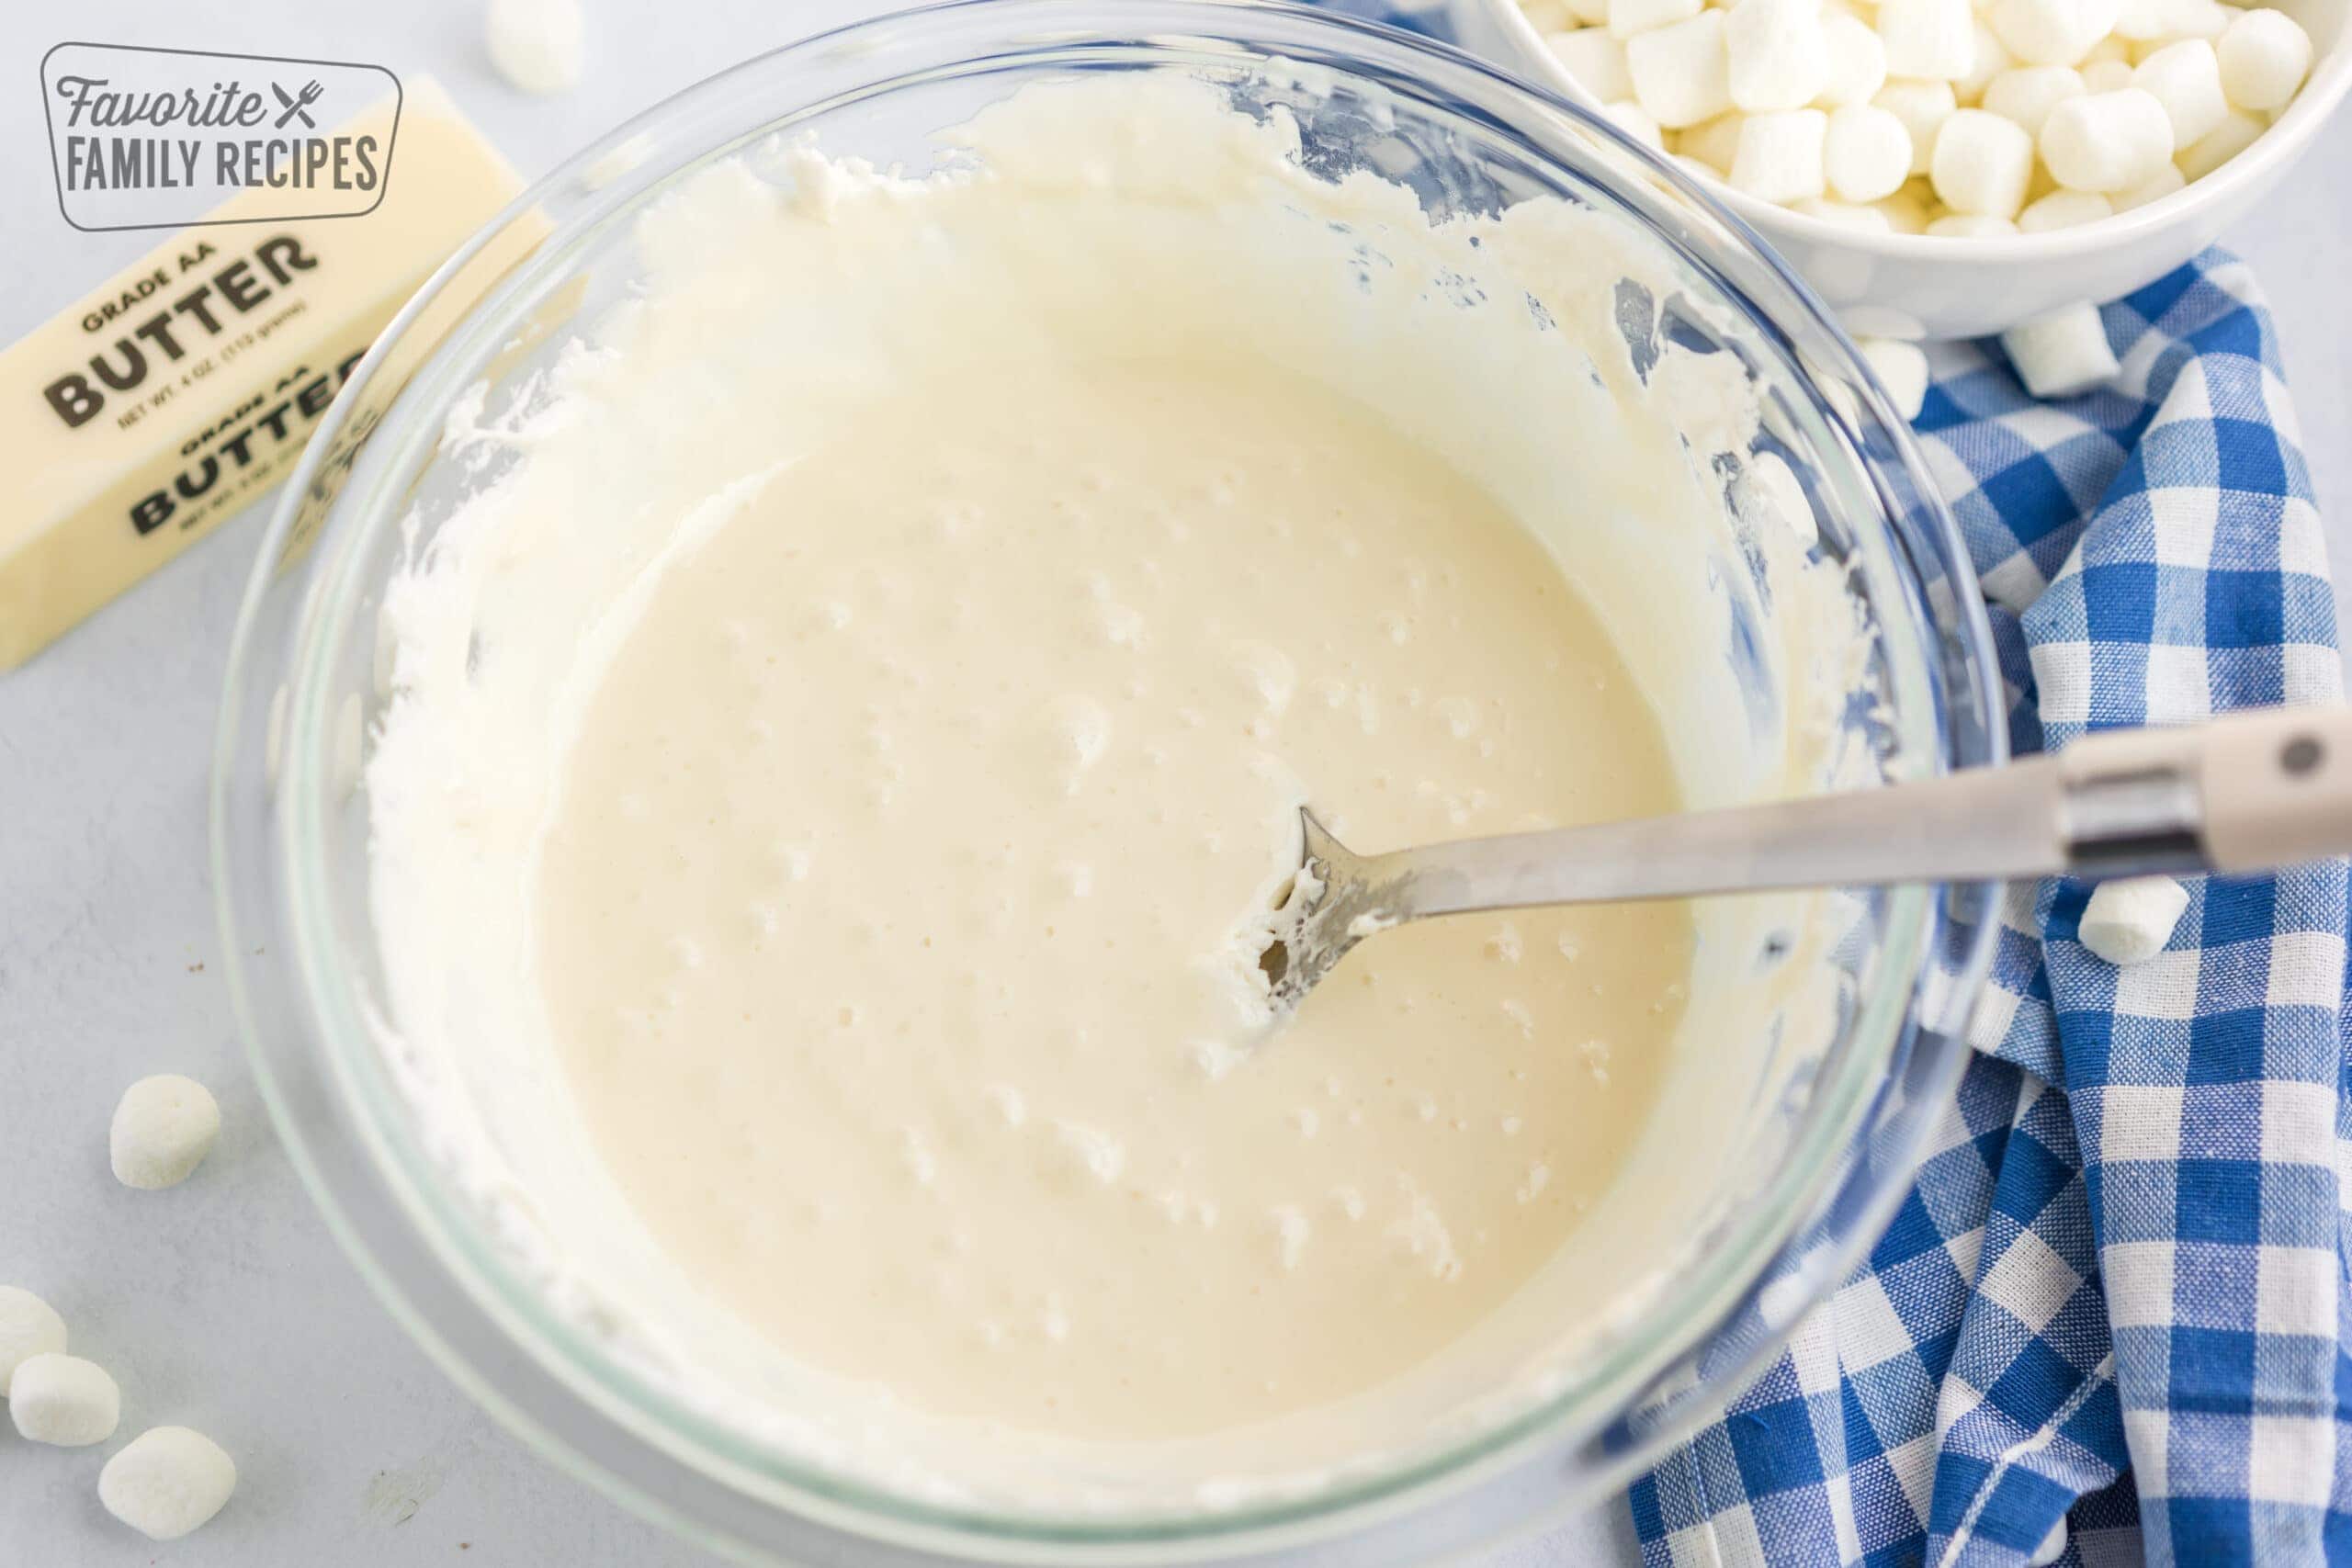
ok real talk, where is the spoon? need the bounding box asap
[1257,705,2352,1011]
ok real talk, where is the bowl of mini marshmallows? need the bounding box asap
[1474,0,2350,363]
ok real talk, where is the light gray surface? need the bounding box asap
[1,3,2346,1565]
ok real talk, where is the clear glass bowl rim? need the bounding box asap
[210,3,2008,1562]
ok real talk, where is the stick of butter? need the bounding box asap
[1,76,523,671]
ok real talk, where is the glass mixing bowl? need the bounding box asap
[211,2,2005,1562]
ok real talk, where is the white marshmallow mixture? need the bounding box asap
[365,72,1891,1511]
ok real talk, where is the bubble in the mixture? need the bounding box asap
[983,1084,1028,1127]
[1053,1121,1126,1185]
[1386,1179,1462,1282]
[1437,696,1479,739]
[901,1128,939,1189]
[1270,1205,1311,1271]
[1499,998,1534,1038]
[1330,1186,1367,1222]
[1486,923,1523,964]
[1229,641,1296,717]
[1191,1039,1247,1082]
[1577,1039,1612,1086]
[1516,1162,1552,1204]
[1291,1107,1320,1139]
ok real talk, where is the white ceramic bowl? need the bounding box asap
[1463,0,2352,338]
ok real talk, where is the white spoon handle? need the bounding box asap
[1346,705,2352,921]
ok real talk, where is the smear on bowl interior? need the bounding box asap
[367,71,1876,1511]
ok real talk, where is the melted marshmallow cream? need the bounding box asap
[368,71,1871,1508]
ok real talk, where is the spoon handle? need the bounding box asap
[1357,705,2352,919]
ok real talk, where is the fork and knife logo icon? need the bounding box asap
[270,79,323,130]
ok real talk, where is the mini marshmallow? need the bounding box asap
[1958,19,2019,97]
[1983,64,2087,133]
[1604,99,1668,147]
[2113,160,2188,207]
[2083,32,2134,63]
[1927,210,2021,233]
[1793,197,1899,229]
[1875,186,1934,230]
[1731,108,1830,201]
[110,1074,221,1190]
[1875,79,1960,172]
[2216,8,2312,110]
[2082,58,2136,89]
[484,0,584,96]
[1990,0,2123,63]
[0,1287,67,1395]
[1880,0,1979,79]
[1611,0,1702,41]
[2168,0,2238,39]
[100,1427,239,1541]
[1728,0,1831,109]
[2076,874,2189,964]
[1523,0,1577,28]
[2132,38,2229,146]
[1858,336,1931,419]
[2018,186,2116,227]
[2113,0,2218,40]
[1566,0,1615,28]
[2177,107,2266,175]
[2040,86,2173,188]
[9,1353,119,1447]
[1819,14,1892,105]
[1930,107,2037,214]
[1548,29,1636,102]
[2002,300,2120,395]
[1826,103,1915,199]
[1628,11,1736,127]
[1678,111,1748,170]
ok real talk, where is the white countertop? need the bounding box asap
[4,2,2346,1563]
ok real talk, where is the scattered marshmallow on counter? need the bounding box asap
[0,1286,67,1395]
[8,1353,120,1447]
[100,1427,239,1541]
[1857,335,1931,417]
[2078,874,2191,964]
[109,1075,220,1190]
[1520,0,2314,233]
[2002,299,2121,393]
[484,0,584,96]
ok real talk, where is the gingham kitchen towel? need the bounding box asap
[1622,258,2352,1566]
[1317,5,2347,1551]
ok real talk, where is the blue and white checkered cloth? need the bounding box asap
[1623,258,2352,1566]
[1312,6,2347,1554]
